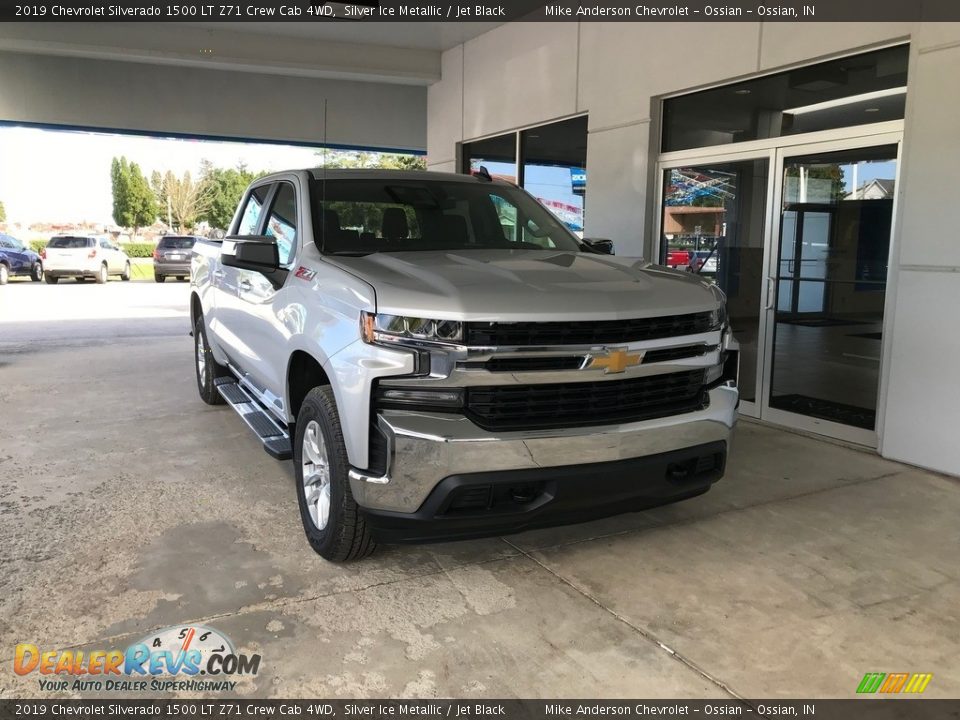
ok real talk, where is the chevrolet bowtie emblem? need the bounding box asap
[589,348,644,374]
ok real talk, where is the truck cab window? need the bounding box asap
[237,185,270,236]
[264,182,298,266]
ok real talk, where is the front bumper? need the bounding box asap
[154,261,191,275]
[362,440,726,543]
[350,383,738,538]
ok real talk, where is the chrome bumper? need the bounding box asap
[349,383,738,513]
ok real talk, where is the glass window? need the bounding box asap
[462,132,517,182]
[521,116,588,237]
[662,45,908,152]
[313,179,580,255]
[236,185,270,235]
[660,160,769,403]
[263,182,298,266]
[47,236,94,249]
[159,236,196,249]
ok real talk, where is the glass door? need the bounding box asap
[658,155,773,415]
[761,138,900,445]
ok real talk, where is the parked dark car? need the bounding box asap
[153,235,200,282]
[0,233,43,284]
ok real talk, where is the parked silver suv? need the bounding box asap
[43,235,131,284]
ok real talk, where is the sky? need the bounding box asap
[0,126,335,226]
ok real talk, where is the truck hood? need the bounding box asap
[324,250,721,321]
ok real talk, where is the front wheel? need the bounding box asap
[294,387,377,562]
[31,263,43,282]
[95,263,108,284]
[121,262,131,281]
[194,314,229,405]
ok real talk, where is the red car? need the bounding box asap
[666,250,690,269]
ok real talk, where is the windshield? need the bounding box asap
[311,178,582,254]
[159,237,196,249]
[48,236,94,249]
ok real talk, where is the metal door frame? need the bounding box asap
[653,122,904,443]
[759,131,904,447]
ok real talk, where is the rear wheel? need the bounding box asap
[44,274,59,285]
[31,263,43,282]
[121,262,131,281]
[155,273,165,283]
[0,264,8,285]
[194,314,229,405]
[294,387,377,562]
[95,263,108,284]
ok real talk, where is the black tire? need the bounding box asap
[45,274,59,285]
[121,262,131,281]
[95,263,108,284]
[31,263,43,282]
[294,386,377,562]
[0,263,8,285]
[177,276,186,282]
[155,273,165,283]
[75,277,86,283]
[194,314,229,405]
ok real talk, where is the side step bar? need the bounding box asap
[215,377,292,460]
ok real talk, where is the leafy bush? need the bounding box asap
[29,240,46,253]
[122,242,156,258]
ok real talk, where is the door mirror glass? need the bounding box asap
[221,236,280,273]
[583,237,614,255]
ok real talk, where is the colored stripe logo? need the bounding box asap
[857,672,933,694]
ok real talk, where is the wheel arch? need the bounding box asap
[287,350,331,424]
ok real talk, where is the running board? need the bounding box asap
[215,377,292,460]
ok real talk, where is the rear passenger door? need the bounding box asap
[98,238,120,272]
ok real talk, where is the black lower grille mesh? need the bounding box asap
[466,369,707,431]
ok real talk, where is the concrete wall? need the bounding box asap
[0,51,427,151]
[427,21,960,476]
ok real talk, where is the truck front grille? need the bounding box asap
[464,312,714,347]
[465,369,707,431]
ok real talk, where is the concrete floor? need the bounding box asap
[0,281,958,699]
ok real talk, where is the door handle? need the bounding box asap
[239,278,252,292]
[764,276,776,311]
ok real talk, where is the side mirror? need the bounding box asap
[221,235,279,273]
[583,237,615,255]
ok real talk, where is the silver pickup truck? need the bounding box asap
[190,169,738,561]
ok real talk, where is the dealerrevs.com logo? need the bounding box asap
[14,624,261,693]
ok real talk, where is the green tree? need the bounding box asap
[315,149,425,170]
[0,200,6,223]
[110,157,157,240]
[197,162,262,231]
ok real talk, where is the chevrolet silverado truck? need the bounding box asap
[190,169,738,561]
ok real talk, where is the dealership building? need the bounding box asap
[0,19,957,476]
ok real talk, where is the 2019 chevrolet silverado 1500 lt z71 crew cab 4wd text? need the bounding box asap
[191,169,738,561]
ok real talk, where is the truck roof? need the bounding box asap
[305,168,502,184]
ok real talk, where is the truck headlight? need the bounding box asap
[361,311,463,347]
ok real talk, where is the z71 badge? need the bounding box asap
[294,266,317,281]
